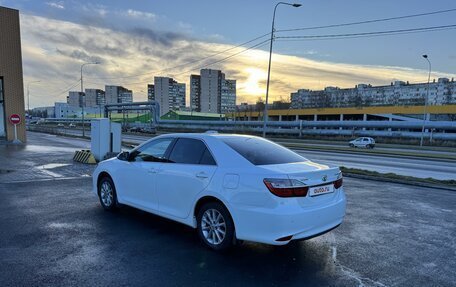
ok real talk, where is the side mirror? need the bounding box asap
[117,151,130,161]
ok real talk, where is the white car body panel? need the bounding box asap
[156,162,217,219]
[93,133,347,245]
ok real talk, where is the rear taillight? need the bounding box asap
[334,177,343,189]
[263,178,309,198]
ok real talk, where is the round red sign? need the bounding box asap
[9,114,21,125]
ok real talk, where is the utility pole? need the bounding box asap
[263,2,301,138]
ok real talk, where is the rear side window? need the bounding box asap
[168,138,216,165]
[221,137,306,165]
[200,148,216,165]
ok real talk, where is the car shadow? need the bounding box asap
[93,204,341,286]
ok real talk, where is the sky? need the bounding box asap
[1,0,456,108]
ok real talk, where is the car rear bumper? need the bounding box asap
[231,189,346,245]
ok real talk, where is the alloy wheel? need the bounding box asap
[201,209,226,245]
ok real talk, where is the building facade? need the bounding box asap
[291,78,456,109]
[85,88,105,107]
[154,77,185,116]
[191,69,236,114]
[190,75,201,112]
[67,91,83,107]
[105,85,132,105]
[0,6,26,142]
[221,79,236,114]
[147,84,155,101]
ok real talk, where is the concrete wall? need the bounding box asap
[0,7,26,142]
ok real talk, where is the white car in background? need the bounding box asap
[93,133,346,250]
[349,137,376,149]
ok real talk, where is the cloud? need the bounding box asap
[125,9,156,20]
[20,14,456,108]
[46,1,64,9]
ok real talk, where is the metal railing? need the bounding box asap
[36,118,456,140]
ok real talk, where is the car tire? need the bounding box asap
[98,176,118,211]
[197,202,235,251]
[349,143,354,148]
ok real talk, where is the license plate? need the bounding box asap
[309,184,334,197]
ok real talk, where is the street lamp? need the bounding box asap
[80,61,100,137]
[26,80,41,117]
[420,54,431,147]
[263,2,301,138]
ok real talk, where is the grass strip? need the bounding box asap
[340,166,456,190]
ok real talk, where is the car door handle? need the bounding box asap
[195,172,208,178]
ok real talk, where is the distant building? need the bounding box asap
[31,106,54,118]
[85,89,105,107]
[54,102,70,118]
[291,78,456,109]
[190,75,201,112]
[105,85,133,105]
[154,77,185,116]
[160,110,224,121]
[147,84,155,101]
[54,102,99,118]
[119,90,133,104]
[221,79,236,114]
[190,69,236,114]
[67,91,83,107]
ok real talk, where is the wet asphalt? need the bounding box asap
[0,132,455,286]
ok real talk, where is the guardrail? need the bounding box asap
[37,118,456,140]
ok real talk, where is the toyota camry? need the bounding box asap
[93,133,346,250]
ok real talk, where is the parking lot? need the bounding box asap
[1,133,455,286]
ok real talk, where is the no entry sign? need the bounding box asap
[9,114,21,125]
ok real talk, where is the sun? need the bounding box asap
[241,67,267,97]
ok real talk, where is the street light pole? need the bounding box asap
[263,2,301,138]
[80,62,100,137]
[420,55,431,147]
[26,80,40,117]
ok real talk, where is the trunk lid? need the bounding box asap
[259,160,341,187]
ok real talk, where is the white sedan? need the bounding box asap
[93,133,346,250]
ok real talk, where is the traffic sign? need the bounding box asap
[9,114,21,125]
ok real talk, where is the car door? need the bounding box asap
[156,138,217,219]
[362,137,369,147]
[353,138,361,147]
[115,137,175,212]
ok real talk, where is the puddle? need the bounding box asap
[38,163,71,169]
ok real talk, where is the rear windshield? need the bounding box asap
[221,137,306,165]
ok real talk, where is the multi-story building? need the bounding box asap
[190,75,201,112]
[119,90,133,104]
[85,89,105,107]
[154,77,185,116]
[190,69,236,114]
[290,78,456,109]
[147,84,155,101]
[67,91,83,107]
[221,79,237,114]
[105,85,133,105]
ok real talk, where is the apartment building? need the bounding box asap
[154,77,186,116]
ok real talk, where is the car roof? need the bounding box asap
[157,133,258,141]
